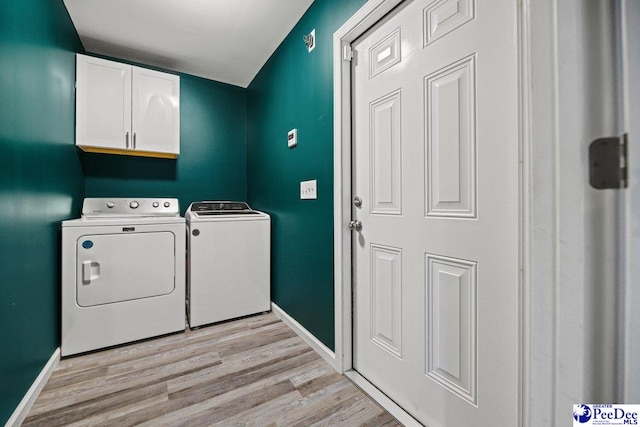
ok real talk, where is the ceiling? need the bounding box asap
[63,0,315,88]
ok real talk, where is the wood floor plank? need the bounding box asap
[208,390,306,427]
[54,314,253,373]
[90,351,318,426]
[172,380,298,427]
[29,348,221,415]
[158,359,326,422]
[289,362,336,388]
[168,348,317,403]
[65,393,169,427]
[272,379,361,426]
[359,412,405,426]
[215,326,297,358]
[310,394,388,426]
[22,312,401,427]
[23,383,168,426]
[41,365,109,390]
[104,337,221,375]
[165,337,310,395]
[296,370,348,397]
[154,353,328,426]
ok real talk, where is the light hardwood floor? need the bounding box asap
[23,312,400,426]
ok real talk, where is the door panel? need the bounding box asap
[424,0,475,45]
[352,0,519,425]
[132,67,180,154]
[76,54,131,149]
[425,55,476,218]
[370,90,402,214]
[426,254,476,404]
[76,232,175,307]
[370,244,403,358]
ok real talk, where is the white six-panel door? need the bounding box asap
[351,0,520,425]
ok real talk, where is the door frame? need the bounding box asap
[621,0,640,402]
[333,0,532,424]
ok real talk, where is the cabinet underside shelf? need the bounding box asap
[78,145,178,159]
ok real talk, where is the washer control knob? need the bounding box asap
[106,201,115,209]
[152,202,159,208]
[130,201,139,209]
[164,201,170,208]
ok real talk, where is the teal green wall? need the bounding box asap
[247,0,367,350]
[0,5,246,423]
[1,0,366,420]
[0,0,84,423]
[83,69,247,212]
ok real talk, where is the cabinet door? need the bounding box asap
[76,54,131,150]
[132,67,180,155]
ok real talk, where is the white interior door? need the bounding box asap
[351,0,520,425]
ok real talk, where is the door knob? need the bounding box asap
[349,220,362,232]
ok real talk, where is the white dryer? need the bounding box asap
[61,198,185,356]
[186,201,270,328]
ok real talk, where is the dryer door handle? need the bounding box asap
[82,261,100,284]
[82,261,92,284]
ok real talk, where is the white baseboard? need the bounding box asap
[5,348,60,427]
[344,369,423,427]
[271,303,336,368]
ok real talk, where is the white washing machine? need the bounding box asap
[186,201,270,328]
[61,198,185,356]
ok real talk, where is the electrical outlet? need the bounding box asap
[300,180,317,200]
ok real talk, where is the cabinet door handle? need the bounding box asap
[133,133,136,149]
[125,132,130,149]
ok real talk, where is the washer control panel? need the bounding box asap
[188,201,262,216]
[82,198,180,217]
[190,201,251,212]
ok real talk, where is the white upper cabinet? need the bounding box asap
[75,54,180,158]
[132,67,180,155]
[76,55,131,151]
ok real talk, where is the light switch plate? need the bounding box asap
[300,180,317,199]
[288,129,297,148]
